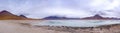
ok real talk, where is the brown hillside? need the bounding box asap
[0,10,30,20]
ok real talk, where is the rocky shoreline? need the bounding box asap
[17,20,120,33]
[32,24,120,33]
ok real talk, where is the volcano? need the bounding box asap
[81,14,119,20]
[0,10,30,20]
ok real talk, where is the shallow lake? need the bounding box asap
[31,20,120,27]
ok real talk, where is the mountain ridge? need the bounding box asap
[42,14,120,20]
[0,10,31,20]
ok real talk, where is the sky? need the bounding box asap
[0,0,120,18]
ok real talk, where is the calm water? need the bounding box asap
[31,20,120,27]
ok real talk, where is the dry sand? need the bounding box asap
[0,20,120,33]
[0,20,69,33]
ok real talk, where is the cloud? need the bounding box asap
[0,0,120,18]
[90,0,120,10]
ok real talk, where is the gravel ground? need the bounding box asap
[0,20,69,33]
[0,20,120,33]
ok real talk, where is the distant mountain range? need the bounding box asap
[81,14,120,20]
[0,10,119,20]
[43,14,120,20]
[0,10,31,20]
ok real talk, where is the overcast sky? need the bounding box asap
[0,0,120,18]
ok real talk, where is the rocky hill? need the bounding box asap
[0,10,30,20]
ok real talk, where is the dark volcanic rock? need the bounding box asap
[19,15,27,18]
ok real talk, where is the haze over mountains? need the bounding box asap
[0,0,120,18]
[0,10,120,20]
[43,14,120,20]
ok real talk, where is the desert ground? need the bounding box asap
[0,20,120,33]
[0,20,70,33]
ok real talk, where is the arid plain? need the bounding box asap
[0,20,120,33]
